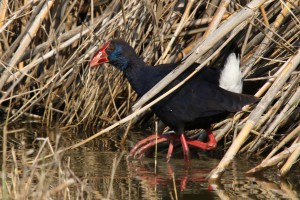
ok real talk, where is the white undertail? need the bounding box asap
[219,53,242,94]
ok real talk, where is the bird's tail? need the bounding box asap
[219,42,243,94]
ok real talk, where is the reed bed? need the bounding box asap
[1,0,300,181]
[1,123,91,199]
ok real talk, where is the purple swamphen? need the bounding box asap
[89,40,258,161]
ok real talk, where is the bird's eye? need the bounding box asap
[106,44,115,52]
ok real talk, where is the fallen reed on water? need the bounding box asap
[0,0,300,179]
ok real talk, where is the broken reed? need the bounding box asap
[0,0,300,177]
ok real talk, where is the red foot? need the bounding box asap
[185,131,217,150]
[128,130,217,160]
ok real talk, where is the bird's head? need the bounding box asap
[89,39,138,71]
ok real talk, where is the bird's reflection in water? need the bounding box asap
[126,155,300,200]
[127,158,215,197]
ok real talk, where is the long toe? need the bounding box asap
[185,131,217,150]
[134,137,168,158]
[129,134,159,156]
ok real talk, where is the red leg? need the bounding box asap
[181,156,189,191]
[180,133,190,161]
[180,175,188,191]
[166,139,174,162]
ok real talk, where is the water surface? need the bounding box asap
[3,123,300,199]
[65,131,300,200]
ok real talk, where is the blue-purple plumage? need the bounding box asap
[99,40,258,133]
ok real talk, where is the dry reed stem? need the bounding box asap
[2,122,8,199]
[239,77,299,152]
[0,0,7,29]
[3,129,87,199]
[280,142,300,177]
[171,14,229,29]
[0,0,55,90]
[0,0,39,34]
[254,75,299,130]
[210,181,231,200]
[208,48,300,180]
[248,79,300,153]
[264,123,300,161]
[242,0,294,77]
[280,180,300,200]
[202,0,230,39]
[259,5,269,27]
[169,0,230,63]
[2,29,90,102]
[159,0,194,63]
[47,179,76,196]
[246,142,300,174]
[5,21,102,84]
[107,151,125,199]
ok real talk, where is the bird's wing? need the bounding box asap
[158,79,258,122]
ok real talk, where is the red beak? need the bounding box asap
[89,41,110,67]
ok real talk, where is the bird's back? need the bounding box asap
[125,63,257,133]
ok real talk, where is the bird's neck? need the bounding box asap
[123,60,178,96]
[122,58,150,95]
